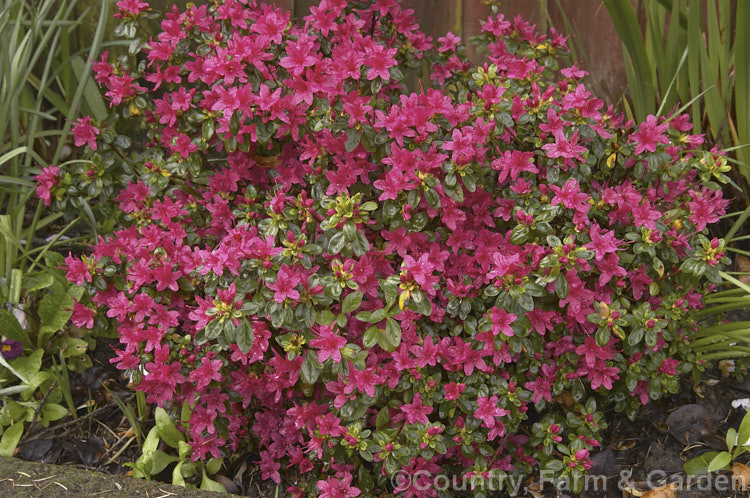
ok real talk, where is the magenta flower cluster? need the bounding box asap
[47,0,730,495]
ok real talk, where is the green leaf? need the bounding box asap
[424,188,440,209]
[40,403,69,425]
[362,326,379,349]
[0,385,30,396]
[555,274,568,299]
[200,469,227,493]
[379,317,402,351]
[236,319,254,354]
[178,440,192,460]
[38,283,84,346]
[356,307,387,324]
[155,407,185,448]
[359,449,373,462]
[510,224,529,245]
[706,451,732,472]
[0,309,30,348]
[0,422,24,457]
[61,337,88,358]
[595,327,610,347]
[301,352,323,384]
[142,427,160,456]
[206,457,223,475]
[342,221,356,241]
[727,427,738,450]
[22,273,55,293]
[8,349,43,382]
[149,450,179,475]
[328,231,346,254]
[342,291,363,314]
[375,407,390,429]
[172,461,186,487]
[737,410,750,448]
[318,310,337,325]
[628,328,645,346]
[202,319,226,342]
[410,294,432,316]
[542,458,563,472]
[345,129,361,152]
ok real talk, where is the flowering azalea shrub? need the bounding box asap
[46,0,732,495]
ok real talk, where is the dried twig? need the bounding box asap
[21,395,132,443]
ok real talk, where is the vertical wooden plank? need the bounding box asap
[547,0,628,106]
[267,0,294,13]
[405,0,462,40]
[294,0,317,19]
[462,0,491,64]
[493,0,546,24]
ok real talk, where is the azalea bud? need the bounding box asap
[427,426,443,436]
[575,449,590,460]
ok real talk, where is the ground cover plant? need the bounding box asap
[42,0,732,495]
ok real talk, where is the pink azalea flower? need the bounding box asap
[474,395,508,429]
[268,264,302,303]
[309,325,347,363]
[401,393,433,425]
[443,382,465,401]
[489,307,516,337]
[72,116,99,150]
[35,165,60,206]
[629,114,670,155]
[115,0,149,17]
[317,473,361,498]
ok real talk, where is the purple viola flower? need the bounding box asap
[0,339,23,360]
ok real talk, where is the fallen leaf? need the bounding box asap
[719,359,736,377]
[525,480,543,498]
[555,390,575,407]
[19,439,52,461]
[621,484,645,497]
[735,255,750,286]
[642,482,677,498]
[611,439,636,451]
[733,462,750,491]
